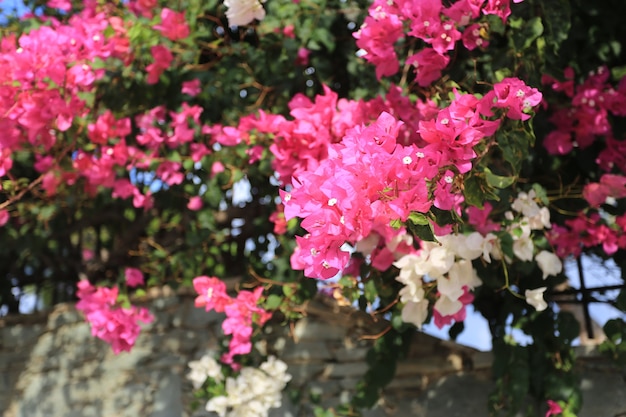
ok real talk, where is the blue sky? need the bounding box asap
[0,0,29,24]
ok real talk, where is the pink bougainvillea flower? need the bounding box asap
[270,204,288,234]
[47,0,71,11]
[76,280,153,354]
[406,48,450,87]
[193,276,231,313]
[283,24,295,38]
[187,196,203,211]
[192,277,271,368]
[466,202,501,234]
[210,161,225,178]
[82,249,95,261]
[295,47,310,66]
[545,400,563,417]
[153,8,190,41]
[480,77,543,121]
[353,12,403,80]
[127,0,158,17]
[124,267,145,287]
[482,0,513,23]
[181,79,202,96]
[146,45,173,85]
[0,209,9,226]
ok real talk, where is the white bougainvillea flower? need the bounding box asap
[434,294,463,317]
[445,232,484,261]
[448,259,482,290]
[535,250,563,279]
[525,287,548,312]
[482,233,498,263]
[260,356,292,386]
[423,244,456,278]
[513,235,534,261]
[187,353,224,388]
[437,274,465,302]
[398,277,424,304]
[204,356,291,417]
[206,395,229,417]
[401,298,429,328]
[511,190,541,218]
[224,0,266,27]
[394,253,426,283]
[528,206,552,230]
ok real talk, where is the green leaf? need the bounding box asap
[499,232,515,260]
[542,0,572,54]
[311,28,335,52]
[464,176,485,208]
[522,17,544,50]
[38,205,56,222]
[497,125,532,175]
[408,212,430,226]
[611,65,626,81]
[364,279,378,304]
[603,318,625,343]
[484,167,516,189]
[389,218,402,229]
[408,221,436,242]
[283,285,295,298]
[532,183,550,206]
[264,294,283,310]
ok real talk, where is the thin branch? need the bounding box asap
[359,324,391,340]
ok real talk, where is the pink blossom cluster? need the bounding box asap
[210,85,443,185]
[542,67,626,259]
[548,212,626,258]
[0,4,200,215]
[542,66,626,160]
[282,79,540,280]
[193,276,272,368]
[75,280,154,354]
[354,0,524,83]
[583,174,626,207]
[38,102,209,210]
[153,8,191,41]
[211,86,384,184]
[0,9,132,183]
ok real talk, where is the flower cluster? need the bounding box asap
[193,276,272,367]
[75,280,154,354]
[548,212,626,258]
[542,66,626,160]
[393,188,563,329]
[540,66,626,261]
[0,3,203,215]
[282,79,540,280]
[394,232,486,328]
[0,8,131,185]
[354,0,524,83]
[582,174,626,208]
[492,190,562,311]
[188,354,291,417]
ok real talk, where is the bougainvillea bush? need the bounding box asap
[1,0,626,415]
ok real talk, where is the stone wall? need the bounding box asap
[1,288,625,417]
